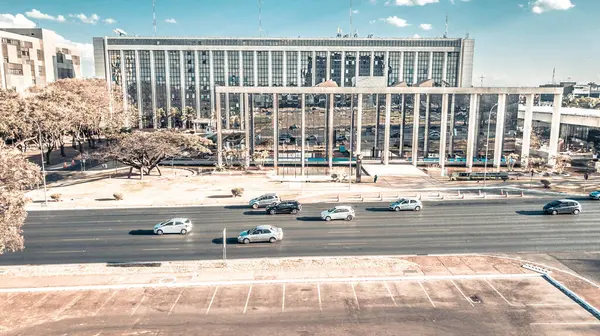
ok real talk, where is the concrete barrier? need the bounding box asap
[543,274,600,320]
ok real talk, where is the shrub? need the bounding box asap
[540,179,551,188]
[50,193,62,201]
[231,188,244,197]
[113,192,124,201]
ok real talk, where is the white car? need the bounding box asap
[237,225,284,244]
[320,206,355,221]
[154,218,193,235]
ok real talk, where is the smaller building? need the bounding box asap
[0,28,81,92]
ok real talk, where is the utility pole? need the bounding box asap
[152,0,157,36]
[480,75,485,87]
[258,0,263,37]
[350,0,353,37]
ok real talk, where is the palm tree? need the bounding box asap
[168,107,179,128]
[181,106,196,129]
[155,108,166,129]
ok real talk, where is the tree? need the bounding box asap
[96,130,212,179]
[182,106,196,129]
[168,107,179,128]
[155,108,166,128]
[0,143,41,254]
[552,154,571,174]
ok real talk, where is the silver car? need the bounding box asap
[154,218,193,235]
[389,198,423,212]
[237,225,284,244]
[320,205,355,221]
[249,193,280,209]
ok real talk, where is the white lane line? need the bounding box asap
[450,280,474,307]
[383,281,397,307]
[60,238,99,242]
[530,322,600,325]
[130,295,145,316]
[243,285,253,314]
[282,284,286,312]
[93,290,118,317]
[350,283,360,310]
[168,289,185,315]
[44,250,86,254]
[484,279,512,306]
[326,242,366,246]
[53,293,83,321]
[317,283,322,311]
[418,281,436,308]
[205,287,218,315]
[528,237,566,241]
[142,248,181,251]
[327,230,360,234]
[417,229,450,232]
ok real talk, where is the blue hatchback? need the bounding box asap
[589,190,600,200]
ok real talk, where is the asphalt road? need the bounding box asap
[2,198,600,265]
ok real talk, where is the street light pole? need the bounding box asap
[349,94,354,190]
[483,103,498,188]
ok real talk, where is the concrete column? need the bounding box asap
[413,52,419,85]
[412,94,420,166]
[383,93,392,165]
[216,93,223,166]
[253,51,258,87]
[297,51,301,87]
[328,93,334,171]
[165,51,171,126]
[384,51,390,82]
[423,94,431,156]
[399,51,404,83]
[209,50,215,123]
[135,50,142,128]
[448,94,456,156]
[374,95,380,152]
[427,52,433,80]
[194,51,201,119]
[282,51,287,87]
[301,93,306,176]
[149,51,157,129]
[466,94,479,169]
[370,51,375,76]
[442,52,448,84]
[311,51,316,86]
[238,50,244,87]
[340,51,346,87]
[399,95,405,158]
[548,94,563,167]
[439,94,449,175]
[521,94,534,166]
[268,51,273,86]
[356,93,363,155]
[494,94,507,170]
[273,93,279,170]
[244,93,250,167]
[326,52,331,81]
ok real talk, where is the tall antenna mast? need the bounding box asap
[152,0,156,36]
[552,67,556,84]
[350,0,353,38]
[444,13,448,38]
[258,0,263,37]
[480,75,485,87]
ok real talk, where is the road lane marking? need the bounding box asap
[450,280,474,307]
[205,287,218,315]
[53,293,83,321]
[326,242,366,246]
[142,248,181,251]
[327,230,360,234]
[243,285,253,314]
[44,250,86,254]
[282,284,285,312]
[418,281,436,308]
[484,279,513,306]
[169,289,185,315]
[417,229,450,232]
[317,283,322,311]
[383,281,397,307]
[94,290,118,317]
[60,238,99,242]
[528,237,566,241]
[350,283,360,310]
[130,295,145,316]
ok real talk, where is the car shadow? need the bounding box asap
[243,211,267,215]
[129,229,155,235]
[296,216,322,221]
[95,198,115,202]
[207,195,233,199]
[365,207,392,212]
[212,237,240,245]
[515,210,546,216]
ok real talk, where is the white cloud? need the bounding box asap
[25,9,65,22]
[103,18,116,24]
[413,34,421,38]
[370,0,378,4]
[420,23,433,30]
[387,0,439,6]
[165,18,177,24]
[0,13,36,28]
[69,13,99,24]
[450,0,470,3]
[518,4,525,8]
[530,0,574,14]
[352,9,360,14]
[381,16,410,27]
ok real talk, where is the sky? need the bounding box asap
[0,0,598,86]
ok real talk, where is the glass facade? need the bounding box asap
[432,52,444,85]
[154,50,167,127]
[108,50,121,86]
[344,51,356,87]
[417,52,429,83]
[403,52,415,85]
[257,51,269,87]
[168,51,181,114]
[139,50,152,128]
[227,51,240,86]
[388,52,401,86]
[184,51,195,110]
[373,52,385,77]
[213,51,225,86]
[315,51,327,84]
[272,51,283,86]
[446,52,460,87]
[300,51,313,87]
[286,51,298,86]
[359,51,371,76]
[242,51,254,86]
[330,52,342,86]
[124,50,137,108]
[198,50,211,119]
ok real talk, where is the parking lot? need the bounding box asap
[1,275,599,336]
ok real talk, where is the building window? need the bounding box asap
[227,51,239,86]
[242,51,254,86]
[154,50,167,114]
[139,50,153,128]
[403,52,415,85]
[37,49,44,61]
[213,51,225,86]
[432,52,444,85]
[417,52,429,83]
[57,52,65,64]
[300,51,313,87]
[124,50,137,108]
[388,52,401,86]
[359,51,371,76]
[446,52,459,87]
[257,51,268,87]
[184,51,196,108]
[198,50,211,119]
[330,52,342,86]
[272,51,283,86]
[108,50,121,86]
[373,52,384,77]
[168,50,181,111]
[286,51,298,86]
[315,51,326,84]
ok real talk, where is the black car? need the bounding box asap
[266,201,302,215]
